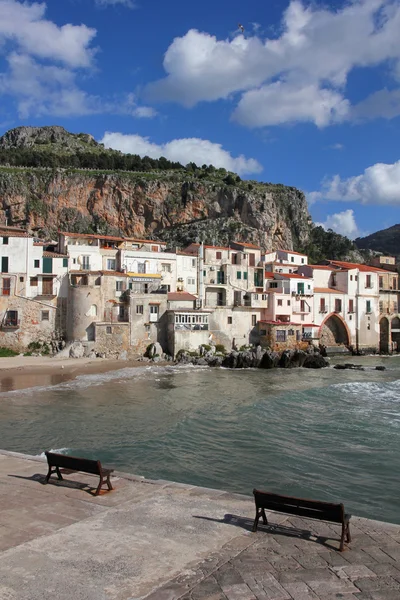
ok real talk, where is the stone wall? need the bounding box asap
[94,322,130,356]
[0,294,58,351]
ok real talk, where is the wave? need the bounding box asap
[0,363,201,398]
[36,447,69,457]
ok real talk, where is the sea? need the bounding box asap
[0,354,399,524]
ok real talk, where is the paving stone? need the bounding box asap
[308,577,359,595]
[379,545,400,562]
[215,565,244,587]
[190,576,226,600]
[368,563,400,581]
[293,553,330,569]
[280,581,319,599]
[342,550,379,565]
[220,583,256,600]
[362,547,397,564]
[353,575,400,593]
[354,592,400,600]
[277,568,338,585]
[254,573,291,599]
[318,551,351,568]
[332,565,377,581]
[267,556,302,572]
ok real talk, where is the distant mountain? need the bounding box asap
[355,224,400,257]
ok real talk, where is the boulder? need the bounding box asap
[222,351,238,369]
[146,342,163,358]
[69,341,85,359]
[206,356,223,367]
[375,365,386,371]
[259,351,279,369]
[289,350,307,368]
[194,357,208,366]
[279,350,293,368]
[303,354,329,369]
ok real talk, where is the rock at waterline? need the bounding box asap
[302,354,329,369]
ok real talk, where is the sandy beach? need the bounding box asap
[0,355,156,393]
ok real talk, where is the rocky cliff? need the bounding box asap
[0,167,311,250]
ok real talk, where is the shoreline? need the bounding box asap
[0,355,168,393]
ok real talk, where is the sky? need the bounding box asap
[1,0,400,241]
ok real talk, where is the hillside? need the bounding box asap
[0,125,362,257]
[355,224,400,257]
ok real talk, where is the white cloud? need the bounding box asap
[146,0,400,127]
[351,87,400,120]
[100,132,262,174]
[310,160,400,206]
[329,143,344,150]
[131,106,157,118]
[0,0,96,67]
[232,82,349,128]
[316,209,359,239]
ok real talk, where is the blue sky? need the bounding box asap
[1,0,400,240]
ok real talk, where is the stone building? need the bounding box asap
[0,226,68,351]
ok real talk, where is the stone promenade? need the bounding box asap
[0,451,399,600]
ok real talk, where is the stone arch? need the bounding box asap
[319,313,350,346]
[379,317,390,353]
[390,316,400,352]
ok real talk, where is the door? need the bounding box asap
[42,277,53,295]
[42,257,53,274]
[1,257,8,273]
[217,271,224,284]
[297,282,304,294]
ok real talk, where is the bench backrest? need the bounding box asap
[45,451,102,476]
[253,489,344,524]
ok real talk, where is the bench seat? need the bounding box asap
[45,451,114,496]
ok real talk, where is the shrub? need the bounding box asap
[201,344,211,351]
[215,344,226,354]
[0,347,19,357]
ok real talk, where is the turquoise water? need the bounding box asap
[1,356,400,523]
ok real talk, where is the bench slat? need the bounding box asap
[46,452,101,476]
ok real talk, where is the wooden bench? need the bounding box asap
[252,489,351,551]
[45,451,114,496]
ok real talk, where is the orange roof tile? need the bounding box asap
[278,249,307,256]
[168,292,197,301]
[308,264,336,270]
[326,260,392,273]
[232,241,261,249]
[277,273,311,279]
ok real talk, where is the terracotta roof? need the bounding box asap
[302,324,319,327]
[314,287,345,294]
[232,241,260,249]
[326,260,391,274]
[60,231,125,242]
[123,238,166,246]
[43,251,68,258]
[278,249,307,256]
[0,229,29,238]
[168,292,197,301]
[308,264,336,270]
[264,271,275,278]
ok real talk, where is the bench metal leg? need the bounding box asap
[253,508,268,532]
[106,474,113,491]
[346,521,351,543]
[45,466,63,483]
[340,522,346,551]
[95,476,103,496]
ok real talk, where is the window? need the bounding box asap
[355,276,358,281]
[30,277,38,287]
[332,274,337,286]
[296,330,301,341]
[231,253,238,265]
[252,293,258,300]
[82,256,90,270]
[107,259,116,270]
[116,281,124,291]
[300,300,306,312]
[269,281,278,288]
[192,259,196,267]
[149,305,159,322]
[161,263,171,273]
[136,305,144,314]
[63,258,68,268]
[276,330,286,342]
[291,257,294,263]
[288,329,294,336]
[277,299,283,306]
[41,310,49,321]
[287,300,290,306]
[73,258,77,264]
[237,271,242,279]
[366,275,372,288]
[3,237,8,244]
[106,326,112,334]
[227,316,232,324]
[350,275,353,281]
[320,298,326,312]
[1,257,9,273]
[335,298,342,312]
[394,302,398,312]
[2,278,11,296]
[160,284,171,292]
[379,301,383,312]
[252,315,257,326]
[349,299,354,313]
[289,269,292,273]
[216,251,222,260]
[243,272,248,280]
[262,294,267,301]
[151,245,158,252]
[4,310,18,327]
[260,329,267,336]
[88,304,97,317]
[95,277,101,286]
[366,300,371,314]
[301,258,304,264]
[249,254,255,267]
[138,262,146,274]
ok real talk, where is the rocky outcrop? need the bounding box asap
[0,169,311,250]
[0,126,101,151]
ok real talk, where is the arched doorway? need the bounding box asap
[379,317,390,353]
[320,314,350,346]
[391,317,400,352]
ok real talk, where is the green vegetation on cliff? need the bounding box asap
[355,224,400,258]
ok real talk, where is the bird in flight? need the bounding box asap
[238,23,245,33]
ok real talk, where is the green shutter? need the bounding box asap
[43,257,53,274]
[237,271,241,279]
[63,258,68,268]
[244,272,248,280]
